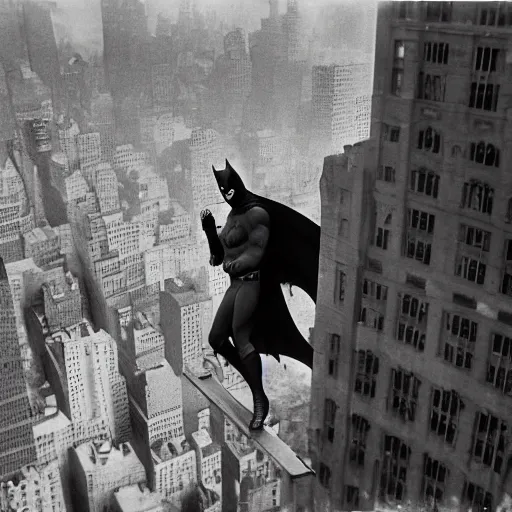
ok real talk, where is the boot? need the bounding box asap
[239,352,269,431]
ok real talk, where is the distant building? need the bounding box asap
[77,132,102,170]
[190,428,222,505]
[49,152,71,199]
[23,225,61,268]
[151,438,197,507]
[311,62,371,154]
[0,461,67,512]
[65,170,89,202]
[58,119,80,171]
[89,93,116,163]
[158,202,191,244]
[44,321,130,442]
[222,418,283,512]
[42,270,82,331]
[0,257,36,479]
[216,29,252,130]
[94,164,120,215]
[112,484,177,512]
[70,441,146,512]
[0,151,34,263]
[160,277,212,376]
[151,64,173,107]
[189,128,225,230]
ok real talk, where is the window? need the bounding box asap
[392,41,404,96]
[417,72,446,102]
[338,218,349,238]
[469,82,500,112]
[430,388,463,446]
[405,208,435,265]
[377,165,396,183]
[455,224,490,285]
[461,180,493,214]
[374,213,392,250]
[458,224,491,251]
[425,1,452,22]
[463,482,493,512]
[443,313,477,370]
[417,127,441,153]
[328,334,340,378]
[318,463,331,489]
[337,270,346,301]
[469,141,500,167]
[350,415,370,466]
[380,436,411,502]
[486,333,512,396]
[362,278,388,300]
[455,256,486,285]
[345,486,359,508]
[390,368,420,422]
[396,293,428,352]
[423,42,449,64]
[422,454,448,505]
[354,350,379,398]
[375,227,390,249]
[472,411,507,473]
[382,124,400,142]
[479,2,512,27]
[474,47,500,73]
[506,198,512,223]
[324,398,337,443]
[359,279,388,331]
[410,168,439,198]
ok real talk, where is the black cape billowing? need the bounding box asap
[232,192,320,368]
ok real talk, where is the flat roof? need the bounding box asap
[33,411,71,438]
[184,369,314,480]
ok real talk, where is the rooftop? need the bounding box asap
[51,152,68,166]
[33,410,71,438]
[192,430,221,460]
[114,484,177,512]
[74,441,141,472]
[5,258,39,275]
[163,277,209,305]
[24,226,58,244]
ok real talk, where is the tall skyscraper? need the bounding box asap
[311,62,372,156]
[160,277,212,377]
[0,257,36,478]
[0,150,34,263]
[309,2,512,511]
[22,1,62,108]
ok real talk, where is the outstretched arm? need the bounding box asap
[224,207,270,277]
[201,209,224,266]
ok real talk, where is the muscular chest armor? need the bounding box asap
[219,215,249,249]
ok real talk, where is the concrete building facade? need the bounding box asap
[0,257,36,479]
[309,3,512,511]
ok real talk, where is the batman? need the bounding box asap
[201,159,320,430]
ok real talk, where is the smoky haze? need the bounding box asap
[53,0,377,57]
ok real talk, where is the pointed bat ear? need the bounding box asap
[212,165,216,172]
[225,158,231,169]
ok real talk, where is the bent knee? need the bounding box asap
[208,327,227,351]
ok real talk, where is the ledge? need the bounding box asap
[184,367,314,480]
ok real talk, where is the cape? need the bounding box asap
[232,193,321,368]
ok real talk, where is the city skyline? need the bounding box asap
[2,1,511,512]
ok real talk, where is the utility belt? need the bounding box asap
[234,270,260,282]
